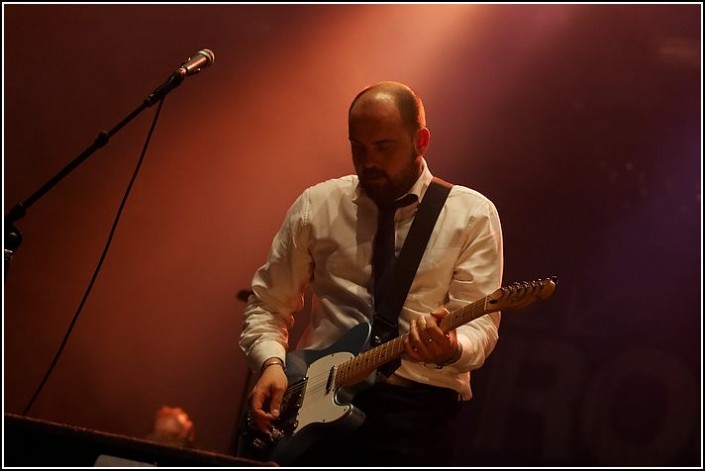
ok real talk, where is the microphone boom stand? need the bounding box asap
[4,71,185,279]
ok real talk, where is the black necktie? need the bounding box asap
[371,194,417,378]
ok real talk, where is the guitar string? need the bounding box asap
[278,296,487,399]
[250,282,552,445]
[279,334,409,400]
[280,287,500,397]
[266,281,554,438]
[274,281,550,406]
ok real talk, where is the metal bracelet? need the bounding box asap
[260,357,286,374]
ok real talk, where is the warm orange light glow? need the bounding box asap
[3,4,700,465]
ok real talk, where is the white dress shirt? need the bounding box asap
[240,159,503,399]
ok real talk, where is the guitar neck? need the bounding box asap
[334,294,493,387]
[333,277,557,387]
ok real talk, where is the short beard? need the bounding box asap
[360,153,421,206]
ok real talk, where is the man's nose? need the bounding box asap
[359,150,384,168]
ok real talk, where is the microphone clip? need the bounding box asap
[145,72,184,106]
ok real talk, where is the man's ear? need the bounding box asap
[414,127,431,155]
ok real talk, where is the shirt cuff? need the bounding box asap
[248,341,287,372]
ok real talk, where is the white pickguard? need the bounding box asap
[294,351,355,432]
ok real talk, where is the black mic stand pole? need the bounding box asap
[4,70,186,280]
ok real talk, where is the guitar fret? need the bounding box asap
[334,278,556,388]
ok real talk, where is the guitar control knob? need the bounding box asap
[252,437,265,449]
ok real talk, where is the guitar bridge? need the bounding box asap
[242,376,308,455]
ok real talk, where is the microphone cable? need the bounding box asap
[22,96,167,416]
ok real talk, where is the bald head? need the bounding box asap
[347,81,429,204]
[349,81,426,135]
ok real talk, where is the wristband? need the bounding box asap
[260,357,286,374]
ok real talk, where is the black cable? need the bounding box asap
[22,97,167,416]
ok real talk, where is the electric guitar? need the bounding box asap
[239,277,557,464]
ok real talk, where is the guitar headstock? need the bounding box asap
[487,276,557,311]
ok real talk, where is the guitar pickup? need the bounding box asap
[326,365,337,393]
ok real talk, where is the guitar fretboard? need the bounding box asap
[333,294,493,387]
[333,277,556,387]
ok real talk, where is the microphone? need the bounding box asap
[145,48,215,105]
[177,48,215,77]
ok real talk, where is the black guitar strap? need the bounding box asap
[371,177,453,378]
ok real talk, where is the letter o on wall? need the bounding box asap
[582,348,697,466]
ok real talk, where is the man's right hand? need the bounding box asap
[249,359,288,434]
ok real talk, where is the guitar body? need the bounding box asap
[239,323,373,464]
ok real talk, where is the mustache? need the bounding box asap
[361,168,388,180]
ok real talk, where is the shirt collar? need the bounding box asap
[353,157,434,204]
[408,158,434,202]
